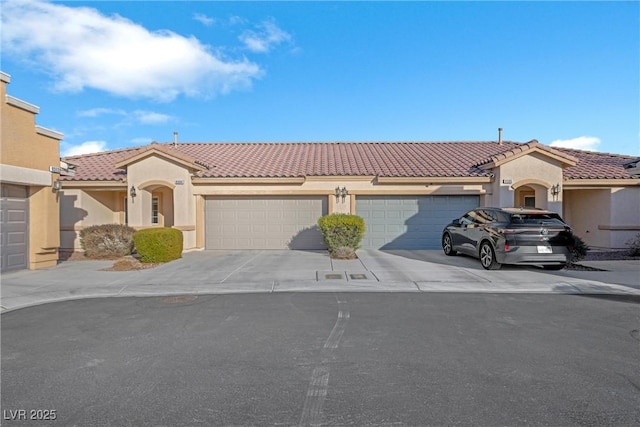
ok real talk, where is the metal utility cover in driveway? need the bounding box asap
[205,196,327,250]
[356,195,479,249]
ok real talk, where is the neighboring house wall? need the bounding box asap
[0,72,62,270]
[563,189,611,248]
[610,187,640,248]
[58,141,638,252]
[563,187,640,249]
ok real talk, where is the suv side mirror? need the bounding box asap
[452,218,461,226]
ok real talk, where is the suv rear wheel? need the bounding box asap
[479,241,501,270]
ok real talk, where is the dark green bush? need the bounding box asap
[626,233,640,256]
[318,214,365,259]
[133,228,183,263]
[79,224,136,258]
[569,234,589,263]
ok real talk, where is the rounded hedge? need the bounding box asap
[133,227,183,263]
[317,214,365,258]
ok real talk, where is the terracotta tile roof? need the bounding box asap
[553,147,638,180]
[60,141,639,182]
[473,140,578,168]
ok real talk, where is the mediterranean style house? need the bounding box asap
[1,72,64,271]
[58,137,640,254]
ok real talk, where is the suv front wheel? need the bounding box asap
[479,241,501,270]
[442,233,457,256]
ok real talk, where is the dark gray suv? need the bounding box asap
[442,207,575,270]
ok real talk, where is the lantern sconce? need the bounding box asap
[130,185,137,199]
[550,183,560,200]
[334,186,348,202]
[52,179,61,192]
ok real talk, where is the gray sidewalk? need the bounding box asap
[1,250,638,313]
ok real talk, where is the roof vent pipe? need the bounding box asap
[173,131,178,147]
[498,127,503,145]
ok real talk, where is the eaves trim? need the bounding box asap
[114,149,206,172]
[376,176,492,185]
[192,177,306,185]
[563,178,640,188]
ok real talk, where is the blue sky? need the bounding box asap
[2,0,638,157]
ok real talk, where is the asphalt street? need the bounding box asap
[2,293,639,426]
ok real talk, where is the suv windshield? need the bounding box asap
[510,213,565,226]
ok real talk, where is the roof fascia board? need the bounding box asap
[36,125,64,140]
[6,95,39,114]
[377,176,491,184]
[305,175,376,182]
[563,179,640,188]
[480,147,578,170]
[60,181,126,189]
[114,149,205,172]
[192,177,306,185]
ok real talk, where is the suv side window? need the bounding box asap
[475,209,495,224]
[495,210,510,223]
[460,212,475,225]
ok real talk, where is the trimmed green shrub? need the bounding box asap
[568,234,589,263]
[133,228,183,263]
[318,214,365,259]
[79,224,136,258]
[626,233,640,256]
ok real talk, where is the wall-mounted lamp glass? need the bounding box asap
[334,186,348,202]
[52,179,61,192]
[130,185,137,198]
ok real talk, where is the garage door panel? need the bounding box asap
[1,185,29,272]
[206,196,327,250]
[357,195,479,249]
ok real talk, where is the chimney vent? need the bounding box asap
[498,127,503,145]
[173,131,178,147]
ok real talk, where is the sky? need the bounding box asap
[1,0,639,157]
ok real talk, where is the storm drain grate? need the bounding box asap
[349,274,367,280]
[325,274,344,280]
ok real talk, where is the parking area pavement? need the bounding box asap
[1,249,638,313]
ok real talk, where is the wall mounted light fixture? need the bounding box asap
[334,186,348,202]
[52,179,61,192]
[130,185,137,198]
[550,183,560,200]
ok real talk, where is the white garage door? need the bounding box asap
[205,196,327,250]
[357,195,479,249]
[1,184,29,272]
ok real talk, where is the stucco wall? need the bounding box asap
[563,189,611,248]
[610,187,640,248]
[59,189,120,250]
[1,75,61,269]
[495,152,565,212]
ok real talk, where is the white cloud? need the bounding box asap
[133,110,173,124]
[239,19,292,53]
[2,0,263,101]
[550,136,601,152]
[62,140,108,156]
[193,13,215,26]
[77,107,125,117]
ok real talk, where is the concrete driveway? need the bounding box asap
[1,249,638,313]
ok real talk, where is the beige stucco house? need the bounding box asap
[1,72,65,271]
[59,138,640,254]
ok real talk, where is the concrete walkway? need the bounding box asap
[1,249,638,313]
